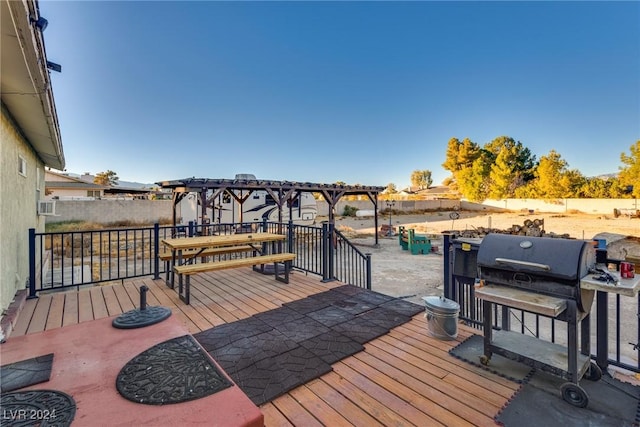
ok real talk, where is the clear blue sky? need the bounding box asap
[40,1,639,189]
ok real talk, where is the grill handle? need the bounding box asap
[495,257,551,271]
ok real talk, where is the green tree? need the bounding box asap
[442,137,483,198]
[559,169,585,198]
[458,156,491,201]
[577,177,622,198]
[535,150,567,198]
[94,170,119,186]
[385,182,397,194]
[410,170,433,190]
[442,137,481,174]
[485,136,536,199]
[531,150,584,198]
[619,140,640,198]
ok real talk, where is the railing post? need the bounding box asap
[188,221,195,237]
[287,220,294,253]
[327,222,335,281]
[321,222,330,281]
[443,234,452,300]
[365,253,372,290]
[28,228,37,299]
[153,223,160,280]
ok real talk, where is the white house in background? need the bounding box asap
[1,0,65,322]
[45,169,107,199]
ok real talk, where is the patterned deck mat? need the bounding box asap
[193,285,423,405]
[0,390,76,426]
[450,335,640,425]
[449,334,534,383]
[116,335,232,405]
[497,371,640,426]
[0,354,54,393]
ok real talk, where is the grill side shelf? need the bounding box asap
[475,285,567,318]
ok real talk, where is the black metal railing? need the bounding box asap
[28,220,372,297]
[443,234,640,374]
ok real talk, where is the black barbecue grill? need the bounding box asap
[475,234,602,408]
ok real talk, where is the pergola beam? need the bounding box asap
[157,177,385,245]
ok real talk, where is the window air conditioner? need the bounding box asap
[38,200,56,216]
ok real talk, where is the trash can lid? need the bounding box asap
[422,295,460,311]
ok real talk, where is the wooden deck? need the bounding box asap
[9,268,518,426]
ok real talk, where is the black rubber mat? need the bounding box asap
[332,298,377,315]
[332,284,368,296]
[232,347,333,406]
[357,307,411,330]
[116,335,232,405]
[194,285,423,406]
[307,289,352,305]
[349,289,396,306]
[300,329,365,364]
[331,315,389,344]
[284,296,332,314]
[274,315,330,341]
[210,329,299,375]
[193,317,272,353]
[449,334,533,383]
[307,305,356,327]
[379,298,425,317]
[0,389,76,426]
[497,371,640,426]
[252,306,305,328]
[0,353,53,392]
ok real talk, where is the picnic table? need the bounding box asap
[161,233,295,304]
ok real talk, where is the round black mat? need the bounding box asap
[116,335,232,405]
[0,389,76,426]
[112,306,172,329]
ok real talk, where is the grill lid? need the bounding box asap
[477,234,593,282]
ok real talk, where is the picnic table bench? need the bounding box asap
[173,252,296,305]
[159,245,255,283]
[398,226,432,255]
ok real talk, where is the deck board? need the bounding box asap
[89,287,109,319]
[8,267,518,426]
[26,294,51,333]
[288,384,353,426]
[45,292,65,330]
[61,292,78,327]
[78,290,94,323]
[304,378,385,427]
[101,285,123,316]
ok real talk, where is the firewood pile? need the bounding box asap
[444,218,572,239]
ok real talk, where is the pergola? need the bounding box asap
[156,177,386,245]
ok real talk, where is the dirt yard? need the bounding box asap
[322,211,640,305]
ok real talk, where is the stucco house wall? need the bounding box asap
[1,109,46,311]
[1,0,65,330]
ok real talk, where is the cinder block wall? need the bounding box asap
[46,200,175,224]
[47,198,638,226]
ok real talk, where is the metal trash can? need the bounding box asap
[422,296,460,340]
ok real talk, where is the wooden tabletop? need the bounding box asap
[162,233,286,250]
